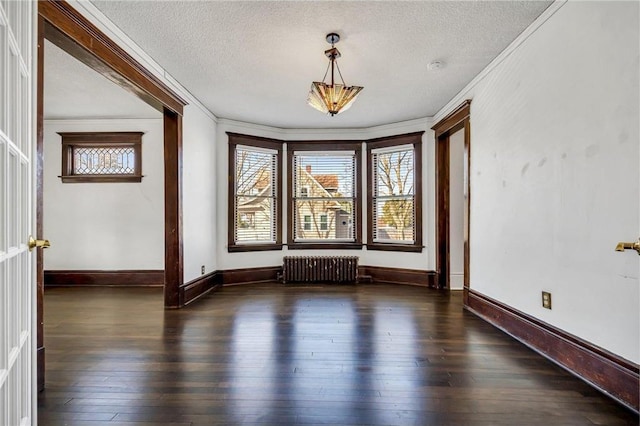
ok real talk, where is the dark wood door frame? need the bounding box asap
[432,100,471,302]
[37,0,188,390]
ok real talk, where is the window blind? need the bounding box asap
[234,145,277,243]
[372,146,415,243]
[292,151,356,242]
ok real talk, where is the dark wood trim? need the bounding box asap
[359,266,437,287]
[287,140,363,249]
[227,133,284,252]
[59,175,143,183]
[59,131,144,183]
[365,244,424,253]
[163,109,183,308]
[188,266,440,288]
[463,119,471,297]
[466,289,640,412]
[220,266,281,286]
[38,0,187,115]
[432,99,471,138]
[366,131,425,148]
[287,243,363,250]
[226,132,283,149]
[58,132,145,143]
[37,347,45,393]
[435,133,450,289]
[36,13,46,393]
[44,270,164,286]
[432,100,471,290]
[286,140,363,151]
[180,271,222,306]
[228,243,284,253]
[366,132,423,253]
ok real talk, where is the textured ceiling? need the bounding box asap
[84,1,551,128]
[43,40,159,120]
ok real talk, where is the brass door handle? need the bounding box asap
[615,238,640,255]
[28,236,50,252]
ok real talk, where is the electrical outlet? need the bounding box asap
[201,265,205,275]
[541,291,552,309]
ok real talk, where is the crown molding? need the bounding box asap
[433,0,567,123]
[217,116,432,140]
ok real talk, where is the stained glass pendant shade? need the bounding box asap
[307,33,363,116]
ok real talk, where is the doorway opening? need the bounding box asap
[37,0,187,391]
[433,100,471,300]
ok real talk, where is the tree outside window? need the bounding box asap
[287,142,362,249]
[367,132,423,252]
[228,133,282,252]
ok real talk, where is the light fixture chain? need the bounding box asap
[335,60,347,86]
[321,60,331,83]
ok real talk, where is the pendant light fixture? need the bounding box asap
[307,33,364,116]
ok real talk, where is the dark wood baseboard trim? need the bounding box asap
[180,271,221,306]
[37,346,45,392]
[214,265,437,288]
[44,270,164,287]
[359,265,437,287]
[466,289,640,413]
[221,266,281,286]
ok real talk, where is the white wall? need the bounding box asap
[215,119,435,272]
[449,129,465,290]
[183,105,218,282]
[441,2,639,363]
[67,0,221,284]
[43,119,164,270]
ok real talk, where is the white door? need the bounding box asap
[0,1,34,424]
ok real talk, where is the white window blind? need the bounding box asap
[372,146,415,243]
[292,151,356,241]
[234,145,277,244]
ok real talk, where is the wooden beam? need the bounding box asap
[38,0,187,115]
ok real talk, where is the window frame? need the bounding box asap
[59,132,143,183]
[367,132,424,252]
[227,132,283,252]
[319,214,328,231]
[303,215,312,231]
[287,141,363,250]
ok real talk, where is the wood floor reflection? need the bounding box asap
[39,284,638,425]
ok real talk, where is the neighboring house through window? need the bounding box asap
[287,141,362,249]
[227,133,419,252]
[228,133,283,252]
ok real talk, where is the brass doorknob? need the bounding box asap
[615,238,640,255]
[28,236,50,252]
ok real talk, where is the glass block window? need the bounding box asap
[59,132,143,183]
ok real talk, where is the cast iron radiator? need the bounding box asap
[282,256,359,283]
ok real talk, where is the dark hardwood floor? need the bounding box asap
[38,284,638,425]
